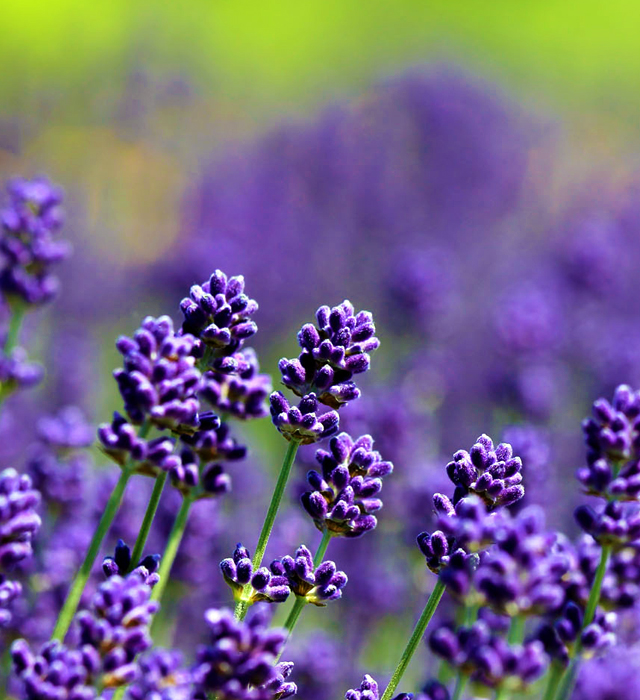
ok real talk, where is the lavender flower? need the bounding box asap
[445,434,524,509]
[11,638,99,700]
[429,621,548,691]
[200,348,271,419]
[582,384,640,468]
[261,662,297,699]
[0,467,41,570]
[128,648,193,700]
[302,432,393,537]
[270,392,339,444]
[0,577,21,627]
[75,569,159,687]
[180,270,258,353]
[192,607,286,700]
[220,544,291,604]
[102,539,160,586]
[36,406,94,451]
[181,420,247,464]
[114,315,201,433]
[270,545,348,605]
[278,301,379,409]
[575,501,640,548]
[0,176,70,305]
[0,347,43,395]
[344,674,410,700]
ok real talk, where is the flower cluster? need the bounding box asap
[192,608,287,700]
[102,539,160,585]
[0,468,41,626]
[270,545,348,605]
[220,544,291,604]
[269,392,339,445]
[302,433,393,537]
[0,177,70,305]
[445,434,524,509]
[278,301,379,409]
[180,270,258,353]
[344,674,410,700]
[128,648,193,700]
[429,621,547,691]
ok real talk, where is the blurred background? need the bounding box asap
[4,2,640,697]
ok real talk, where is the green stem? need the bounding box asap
[151,495,194,606]
[51,469,132,641]
[542,662,566,700]
[235,439,300,620]
[508,615,525,645]
[451,673,468,700]
[4,303,25,353]
[128,472,168,572]
[313,528,332,567]
[111,687,125,700]
[380,578,447,700]
[554,543,612,700]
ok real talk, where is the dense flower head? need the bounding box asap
[270,544,348,606]
[181,420,247,464]
[0,467,41,571]
[36,406,94,451]
[0,576,22,627]
[180,270,258,353]
[474,507,571,617]
[75,569,159,687]
[0,176,70,305]
[417,495,503,573]
[536,602,617,666]
[302,432,393,537]
[0,347,43,394]
[278,301,379,409]
[344,674,411,700]
[269,392,339,445]
[582,384,640,468]
[429,621,547,691]
[102,539,161,587]
[128,648,193,700]
[11,638,99,700]
[261,662,297,700]
[575,500,640,548]
[446,434,524,509]
[192,607,287,700]
[114,315,201,432]
[220,543,291,605]
[161,446,233,498]
[200,348,271,419]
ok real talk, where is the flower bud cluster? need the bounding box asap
[278,301,379,410]
[270,392,339,445]
[302,433,393,537]
[220,544,291,605]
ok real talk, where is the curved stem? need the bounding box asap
[381,578,447,700]
[151,495,194,605]
[51,469,132,641]
[313,529,332,567]
[235,439,300,620]
[4,303,25,353]
[542,662,566,700]
[554,543,612,700]
[451,673,468,700]
[128,472,168,571]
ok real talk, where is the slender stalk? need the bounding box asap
[235,439,300,620]
[151,495,194,605]
[553,543,612,700]
[4,303,25,353]
[542,662,565,700]
[451,672,468,700]
[51,469,132,641]
[313,528,332,567]
[380,578,447,700]
[128,472,168,571]
[508,615,525,645]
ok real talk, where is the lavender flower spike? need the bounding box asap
[279,301,379,409]
[114,315,201,433]
[345,674,411,700]
[270,545,348,606]
[192,607,287,700]
[261,661,297,699]
[446,434,524,509]
[128,648,193,700]
[220,543,291,604]
[0,467,41,570]
[270,392,339,444]
[180,269,258,354]
[302,432,393,537]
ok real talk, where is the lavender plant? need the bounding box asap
[4,171,640,700]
